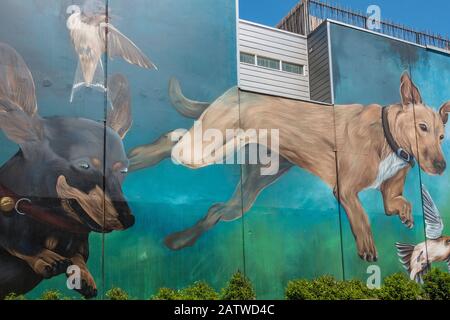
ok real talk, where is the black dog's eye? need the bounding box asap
[419,123,428,132]
[79,161,90,170]
[440,134,445,140]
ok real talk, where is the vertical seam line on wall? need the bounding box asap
[101,0,110,299]
[236,0,240,87]
[236,0,247,277]
[237,88,247,275]
[327,21,345,281]
[410,66,431,273]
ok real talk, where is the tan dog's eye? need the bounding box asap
[419,123,428,132]
[440,135,445,140]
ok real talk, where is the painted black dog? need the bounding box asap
[0,43,134,299]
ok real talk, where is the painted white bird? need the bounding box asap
[396,185,450,283]
[66,1,157,101]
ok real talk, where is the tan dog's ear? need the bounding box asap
[400,72,422,107]
[439,101,450,124]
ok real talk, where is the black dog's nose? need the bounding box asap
[433,159,446,174]
[119,214,135,229]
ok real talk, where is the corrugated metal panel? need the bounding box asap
[307,22,332,103]
[238,20,310,100]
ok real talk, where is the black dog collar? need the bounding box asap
[382,106,415,167]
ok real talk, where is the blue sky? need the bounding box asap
[239,0,450,37]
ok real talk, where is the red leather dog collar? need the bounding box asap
[0,185,90,234]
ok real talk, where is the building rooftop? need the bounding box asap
[276,0,450,51]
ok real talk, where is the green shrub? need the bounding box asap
[285,279,316,300]
[4,293,26,300]
[309,275,341,300]
[286,276,375,300]
[152,282,218,300]
[180,281,219,300]
[221,271,256,300]
[423,267,450,300]
[336,279,375,300]
[40,290,62,300]
[106,287,129,300]
[377,273,423,300]
[152,287,182,300]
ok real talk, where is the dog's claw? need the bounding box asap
[76,279,97,299]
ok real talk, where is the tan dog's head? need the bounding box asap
[392,72,450,175]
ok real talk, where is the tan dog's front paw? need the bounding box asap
[399,200,414,228]
[31,249,72,279]
[356,233,378,262]
[385,197,414,228]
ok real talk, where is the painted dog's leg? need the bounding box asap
[165,158,293,250]
[127,130,181,172]
[66,239,97,299]
[6,248,72,279]
[380,167,413,228]
[337,188,378,262]
[68,255,97,299]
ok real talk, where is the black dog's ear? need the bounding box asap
[400,72,422,107]
[0,43,42,155]
[106,74,131,139]
[0,98,42,145]
[439,101,450,124]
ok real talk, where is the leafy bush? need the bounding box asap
[40,290,62,300]
[152,287,182,300]
[336,279,375,300]
[152,281,218,300]
[221,271,256,300]
[180,281,219,300]
[377,273,423,300]
[106,287,129,300]
[422,267,450,300]
[4,293,26,300]
[285,279,316,300]
[286,276,374,300]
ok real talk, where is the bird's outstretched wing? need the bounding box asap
[421,185,444,240]
[99,23,157,70]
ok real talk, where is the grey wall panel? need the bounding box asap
[307,22,332,103]
[239,20,310,100]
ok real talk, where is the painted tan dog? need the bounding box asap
[129,72,450,262]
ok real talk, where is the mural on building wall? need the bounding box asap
[133,72,450,266]
[0,43,134,298]
[0,0,238,299]
[396,185,450,283]
[329,22,450,281]
[66,0,157,101]
[0,0,449,300]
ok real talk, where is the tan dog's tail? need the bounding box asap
[127,130,182,172]
[169,78,210,119]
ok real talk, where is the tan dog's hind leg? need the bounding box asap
[337,189,378,262]
[380,167,414,228]
[68,253,97,299]
[165,157,293,250]
[7,248,72,279]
